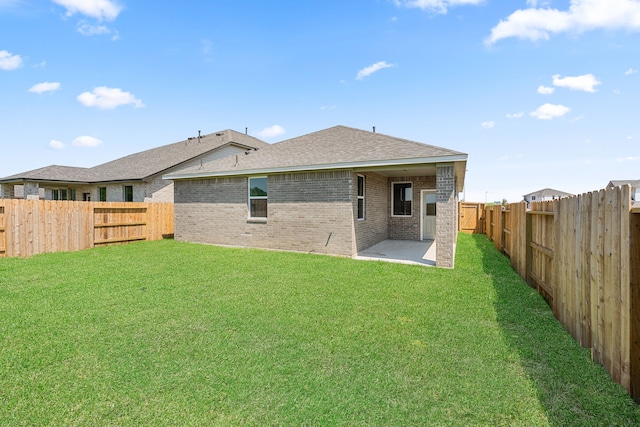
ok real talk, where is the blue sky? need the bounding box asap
[1,0,639,203]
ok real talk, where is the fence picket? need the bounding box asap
[461,184,638,398]
[0,200,173,258]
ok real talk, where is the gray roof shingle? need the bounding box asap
[167,125,467,178]
[523,188,574,198]
[0,130,268,184]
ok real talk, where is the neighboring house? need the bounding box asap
[165,125,468,268]
[607,180,640,201]
[523,188,573,208]
[0,130,268,202]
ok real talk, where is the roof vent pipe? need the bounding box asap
[245,127,248,135]
[198,130,201,143]
[373,126,376,133]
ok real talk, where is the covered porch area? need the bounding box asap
[355,239,436,266]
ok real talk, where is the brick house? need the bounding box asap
[166,126,467,268]
[607,180,640,201]
[522,188,573,209]
[0,130,268,202]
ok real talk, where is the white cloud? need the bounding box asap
[77,86,144,109]
[625,67,638,75]
[393,0,483,14]
[356,61,396,80]
[72,136,102,147]
[0,0,24,8]
[552,73,601,92]
[506,112,524,119]
[617,156,640,162]
[49,139,65,149]
[487,0,640,44]
[537,85,555,95]
[526,0,550,6]
[481,121,495,129]
[0,50,22,70]
[52,0,122,21]
[529,103,571,120]
[257,125,285,138]
[77,21,110,36]
[28,81,61,94]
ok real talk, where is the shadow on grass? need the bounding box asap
[466,234,640,426]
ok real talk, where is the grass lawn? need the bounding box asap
[1,234,639,426]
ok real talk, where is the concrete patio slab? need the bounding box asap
[355,239,436,266]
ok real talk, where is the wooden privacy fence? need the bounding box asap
[481,186,640,399]
[458,202,486,234]
[0,200,174,258]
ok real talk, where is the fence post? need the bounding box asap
[630,209,640,400]
[525,211,533,288]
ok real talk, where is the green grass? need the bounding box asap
[1,234,638,426]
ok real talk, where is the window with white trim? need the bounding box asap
[249,177,268,218]
[392,182,412,216]
[357,175,365,220]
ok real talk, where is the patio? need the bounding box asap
[355,239,436,266]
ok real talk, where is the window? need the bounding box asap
[357,175,365,220]
[249,177,267,218]
[123,186,133,202]
[99,187,107,202]
[69,188,76,201]
[52,189,68,200]
[392,182,412,216]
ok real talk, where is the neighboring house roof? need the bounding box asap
[523,188,574,199]
[607,180,640,189]
[0,165,94,183]
[0,130,268,184]
[166,125,467,179]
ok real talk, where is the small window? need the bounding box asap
[357,175,365,220]
[249,177,267,218]
[123,186,133,202]
[392,182,412,216]
[99,187,107,202]
[52,189,59,200]
[69,188,76,201]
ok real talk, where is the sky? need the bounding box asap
[1,0,639,203]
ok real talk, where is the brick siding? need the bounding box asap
[436,164,456,268]
[174,171,356,256]
[388,176,437,240]
[353,172,389,251]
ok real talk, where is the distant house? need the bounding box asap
[606,180,640,201]
[165,125,468,268]
[523,188,573,208]
[0,130,268,202]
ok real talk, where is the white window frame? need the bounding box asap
[391,181,413,217]
[357,175,365,220]
[248,176,268,219]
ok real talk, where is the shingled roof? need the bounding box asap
[523,188,574,198]
[0,130,268,184]
[166,125,467,179]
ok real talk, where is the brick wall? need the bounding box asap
[353,172,389,251]
[174,171,356,256]
[388,176,437,240]
[436,164,456,268]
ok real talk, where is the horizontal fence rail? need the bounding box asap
[461,185,640,400]
[0,200,173,258]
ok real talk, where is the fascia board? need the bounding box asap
[164,154,468,180]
